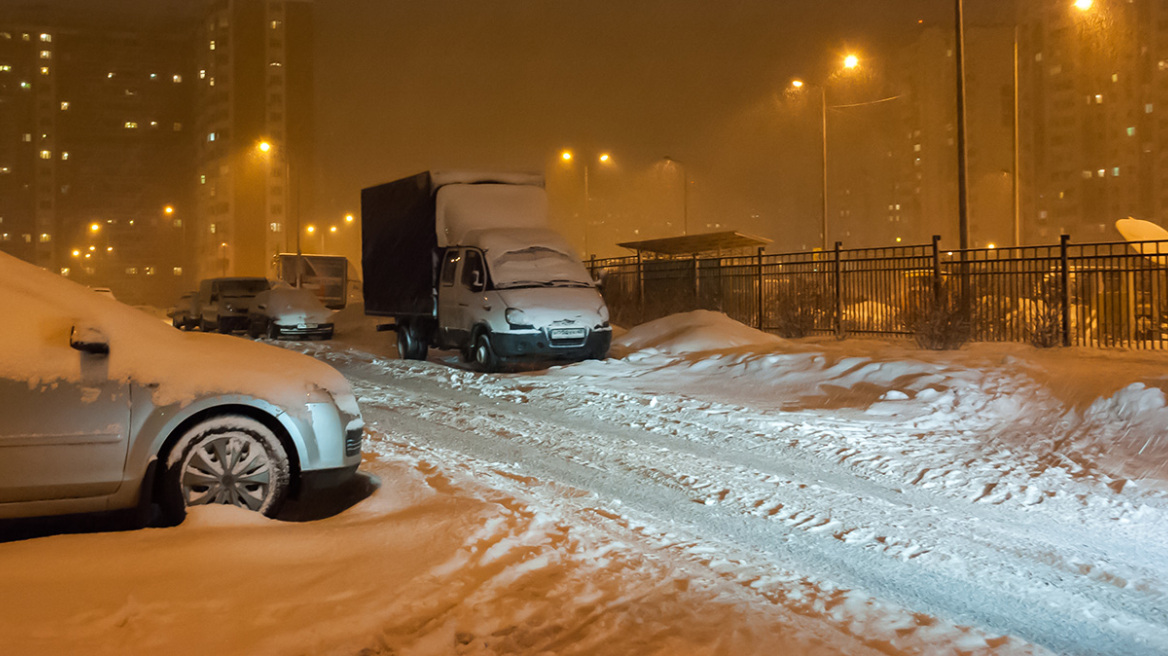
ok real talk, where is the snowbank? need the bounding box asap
[606,310,1168,489]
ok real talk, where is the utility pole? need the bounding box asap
[955,0,971,249]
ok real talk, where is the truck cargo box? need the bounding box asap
[360,172,439,317]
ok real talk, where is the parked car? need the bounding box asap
[196,277,270,333]
[90,286,117,300]
[0,252,363,524]
[169,291,197,330]
[247,284,335,340]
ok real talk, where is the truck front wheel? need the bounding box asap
[472,333,500,373]
[397,319,429,361]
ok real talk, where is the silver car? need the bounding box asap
[0,253,363,524]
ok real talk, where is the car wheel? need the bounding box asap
[266,321,279,340]
[246,319,261,338]
[160,415,291,524]
[172,316,181,329]
[217,319,232,334]
[396,319,429,360]
[473,332,500,373]
[199,319,212,332]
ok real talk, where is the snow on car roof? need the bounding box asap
[0,252,358,416]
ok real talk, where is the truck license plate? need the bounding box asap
[550,327,586,339]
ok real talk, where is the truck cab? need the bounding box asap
[427,231,611,369]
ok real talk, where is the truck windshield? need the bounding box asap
[491,246,593,290]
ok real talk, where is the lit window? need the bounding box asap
[39,33,51,42]
[22,133,31,142]
[199,69,206,79]
[0,65,10,71]
[270,222,282,233]
[39,233,50,243]
[0,233,7,241]
[144,267,155,276]
[1113,167,1120,177]
[39,150,51,160]
[150,73,158,80]
[150,121,158,127]
[126,267,138,275]
[22,234,32,243]
[20,81,30,89]
[173,74,182,83]
[40,67,50,76]
[60,267,70,276]
[208,132,216,142]
[172,218,182,228]
[173,267,183,276]
[1095,94,1103,104]
[60,101,69,110]
[210,224,217,234]
[1147,103,1155,113]
[271,20,283,29]
[1097,169,1105,177]
[174,122,183,131]
[124,121,138,129]
[1081,171,1093,179]
[1128,127,1136,136]
[39,50,51,59]
[209,40,215,50]
[200,174,206,184]
[0,167,8,174]
[60,152,68,160]
[209,77,215,87]
[107,72,114,79]
[269,61,282,67]
[1112,73,1119,82]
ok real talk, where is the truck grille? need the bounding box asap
[344,427,364,457]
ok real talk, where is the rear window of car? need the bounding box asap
[221,280,270,294]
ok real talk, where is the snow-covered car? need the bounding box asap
[169,291,197,330]
[0,252,364,524]
[196,276,270,333]
[247,284,335,340]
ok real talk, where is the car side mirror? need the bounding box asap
[70,324,110,355]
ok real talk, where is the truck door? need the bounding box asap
[437,248,465,347]
[456,249,488,341]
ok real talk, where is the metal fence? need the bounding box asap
[586,235,1168,350]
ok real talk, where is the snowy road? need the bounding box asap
[303,329,1168,656]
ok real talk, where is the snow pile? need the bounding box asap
[612,309,785,355]
[0,252,358,417]
[604,310,1168,490]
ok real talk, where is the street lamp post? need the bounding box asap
[259,140,299,285]
[561,150,612,257]
[791,79,830,250]
[662,156,689,236]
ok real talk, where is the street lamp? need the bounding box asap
[791,53,862,250]
[258,139,301,284]
[560,149,613,257]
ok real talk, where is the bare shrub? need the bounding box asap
[773,280,825,338]
[908,283,971,350]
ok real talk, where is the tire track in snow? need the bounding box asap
[304,345,1168,655]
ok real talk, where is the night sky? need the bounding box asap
[10,0,1015,254]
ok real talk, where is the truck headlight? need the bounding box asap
[505,308,534,328]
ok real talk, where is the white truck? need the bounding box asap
[361,171,611,371]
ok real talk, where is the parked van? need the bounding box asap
[196,277,270,333]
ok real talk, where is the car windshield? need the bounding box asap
[491,247,593,290]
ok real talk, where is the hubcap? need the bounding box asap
[181,434,272,510]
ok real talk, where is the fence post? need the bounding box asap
[833,241,843,338]
[1060,234,1071,346]
[693,253,700,310]
[931,235,943,306]
[637,251,645,325]
[756,247,764,330]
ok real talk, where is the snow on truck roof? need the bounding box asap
[430,170,544,188]
[436,180,549,247]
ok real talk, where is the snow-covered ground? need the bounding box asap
[3,308,1168,655]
